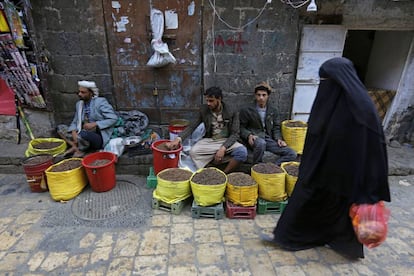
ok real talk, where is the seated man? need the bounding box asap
[240,81,297,166]
[57,80,119,157]
[167,86,247,174]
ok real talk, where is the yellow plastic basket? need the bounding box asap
[226,173,258,207]
[25,138,67,157]
[190,168,227,206]
[45,158,87,201]
[281,161,300,197]
[153,168,193,204]
[251,164,287,202]
[281,120,307,154]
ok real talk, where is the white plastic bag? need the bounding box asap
[191,123,205,145]
[147,9,176,68]
[104,138,125,157]
[178,152,197,172]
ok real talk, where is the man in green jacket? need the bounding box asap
[240,82,296,166]
[167,86,247,173]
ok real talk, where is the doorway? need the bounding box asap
[343,30,412,121]
[291,26,413,126]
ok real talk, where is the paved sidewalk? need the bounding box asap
[0,173,413,275]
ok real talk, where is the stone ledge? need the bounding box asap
[1,141,412,177]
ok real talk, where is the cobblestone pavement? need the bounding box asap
[0,174,413,275]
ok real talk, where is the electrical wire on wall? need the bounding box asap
[280,0,311,9]
[208,0,270,31]
[209,0,311,72]
[209,0,270,72]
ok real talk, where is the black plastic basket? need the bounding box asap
[126,142,152,157]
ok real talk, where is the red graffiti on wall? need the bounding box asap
[215,35,225,47]
[214,33,248,53]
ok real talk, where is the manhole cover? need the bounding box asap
[72,180,142,221]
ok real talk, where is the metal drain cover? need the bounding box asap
[72,180,142,221]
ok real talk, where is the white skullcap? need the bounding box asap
[78,80,99,97]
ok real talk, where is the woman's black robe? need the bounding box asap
[272,57,391,259]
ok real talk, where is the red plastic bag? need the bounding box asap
[349,201,390,249]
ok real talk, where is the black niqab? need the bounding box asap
[272,57,391,259]
[299,57,390,203]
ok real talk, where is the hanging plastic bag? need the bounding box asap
[147,9,176,68]
[349,201,390,249]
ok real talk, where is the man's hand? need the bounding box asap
[277,139,287,147]
[248,134,257,146]
[214,146,226,163]
[83,122,97,131]
[165,137,181,150]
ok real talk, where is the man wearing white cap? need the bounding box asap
[59,80,118,157]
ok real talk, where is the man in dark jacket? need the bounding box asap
[240,81,296,165]
[166,86,247,173]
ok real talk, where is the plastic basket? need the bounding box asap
[154,168,193,203]
[251,164,287,202]
[45,158,87,201]
[190,168,227,206]
[281,120,307,154]
[226,172,258,206]
[281,161,300,197]
[25,138,67,157]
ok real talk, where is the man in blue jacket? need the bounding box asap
[240,81,296,166]
[167,86,247,173]
[59,80,118,157]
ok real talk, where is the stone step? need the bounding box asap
[1,141,412,176]
[0,141,153,175]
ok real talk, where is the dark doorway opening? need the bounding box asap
[343,30,412,121]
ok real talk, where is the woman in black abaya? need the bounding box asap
[269,57,391,259]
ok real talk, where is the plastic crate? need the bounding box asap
[225,200,256,219]
[152,196,188,215]
[257,198,288,214]
[191,200,224,220]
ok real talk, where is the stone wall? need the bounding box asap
[202,0,300,120]
[2,0,412,143]
[30,0,113,126]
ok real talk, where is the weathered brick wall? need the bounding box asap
[17,0,413,143]
[202,0,300,121]
[30,0,113,126]
[343,0,414,30]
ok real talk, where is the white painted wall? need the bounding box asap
[365,31,412,90]
[383,36,414,140]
